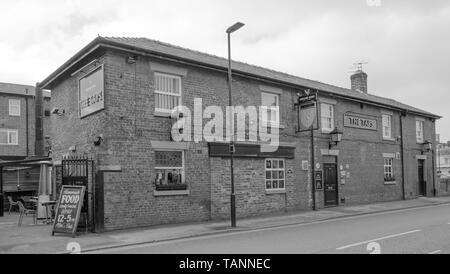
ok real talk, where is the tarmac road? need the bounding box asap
[87,204,450,254]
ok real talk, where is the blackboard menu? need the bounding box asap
[52,186,85,237]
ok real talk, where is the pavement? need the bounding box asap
[1,196,450,254]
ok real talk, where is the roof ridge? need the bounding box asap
[0,82,35,88]
[40,36,438,118]
[103,36,355,94]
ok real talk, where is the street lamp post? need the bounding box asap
[226,22,244,228]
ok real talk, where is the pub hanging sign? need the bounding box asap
[343,112,378,131]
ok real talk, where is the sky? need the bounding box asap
[1,0,449,140]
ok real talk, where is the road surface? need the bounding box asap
[87,204,450,254]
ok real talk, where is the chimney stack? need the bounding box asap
[351,70,368,94]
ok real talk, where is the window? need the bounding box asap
[9,99,20,116]
[154,73,182,114]
[320,103,334,132]
[265,159,285,190]
[416,120,424,143]
[44,110,51,117]
[382,114,392,139]
[0,129,18,145]
[383,158,394,181]
[154,150,186,190]
[261,92,279,125]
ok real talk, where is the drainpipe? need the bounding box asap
[25,89,29,157]
[0,167,3,217]
[400,112,406,200]
[311,128,316,210]
[432,147,437,197]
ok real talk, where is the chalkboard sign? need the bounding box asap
[315,170,323,190]
[52,186,85,237]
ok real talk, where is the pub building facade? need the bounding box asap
[39,37,440,231]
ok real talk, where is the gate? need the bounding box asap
[61,155,95,231]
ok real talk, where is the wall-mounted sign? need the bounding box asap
[208,143,295,159]
[315,170,323,190]
[344,113,377,131]
[297,91,319,132]
[302,160,309,171]
[287,168,294,177]
[79,66,104,118]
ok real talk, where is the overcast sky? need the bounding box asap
[1,0,449,140]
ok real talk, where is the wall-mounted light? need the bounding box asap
[422,140,432,154]
[127,55,137,64]
[329,128,343,149]
[51,107,65,116]
[94,135,103,146]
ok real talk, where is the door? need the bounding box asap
[324,163,338,207]
[418,160,426,196]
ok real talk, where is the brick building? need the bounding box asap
[0,82,52,210]
[0,82,51,161]
[39,37,440,231]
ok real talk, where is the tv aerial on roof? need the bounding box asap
[348,60,368,74]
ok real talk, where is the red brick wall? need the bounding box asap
[0,94,36,157]
[49,47,437,230]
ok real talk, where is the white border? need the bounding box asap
[78,65,105,119]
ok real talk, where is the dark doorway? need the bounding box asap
[418,159,426,196]
[61,156,94,231]
[324,163,338,207]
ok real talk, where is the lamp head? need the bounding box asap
[422,140,432,152]
[226,22,245,34]
[330,128,343,143]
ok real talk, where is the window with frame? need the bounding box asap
[382,114,392,139]
[416,120,424,143]
[265,159,285,190]
[0,129,18,145]
[154,73,182,114]
[154,150,186,190]
[383,158,395,182]
[9,99,20,116]
[320,103,335,132]
[261,92,279,125]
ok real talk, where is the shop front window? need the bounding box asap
[154,150,186,191]
[384,158,395,182]
[265,159,285,190]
